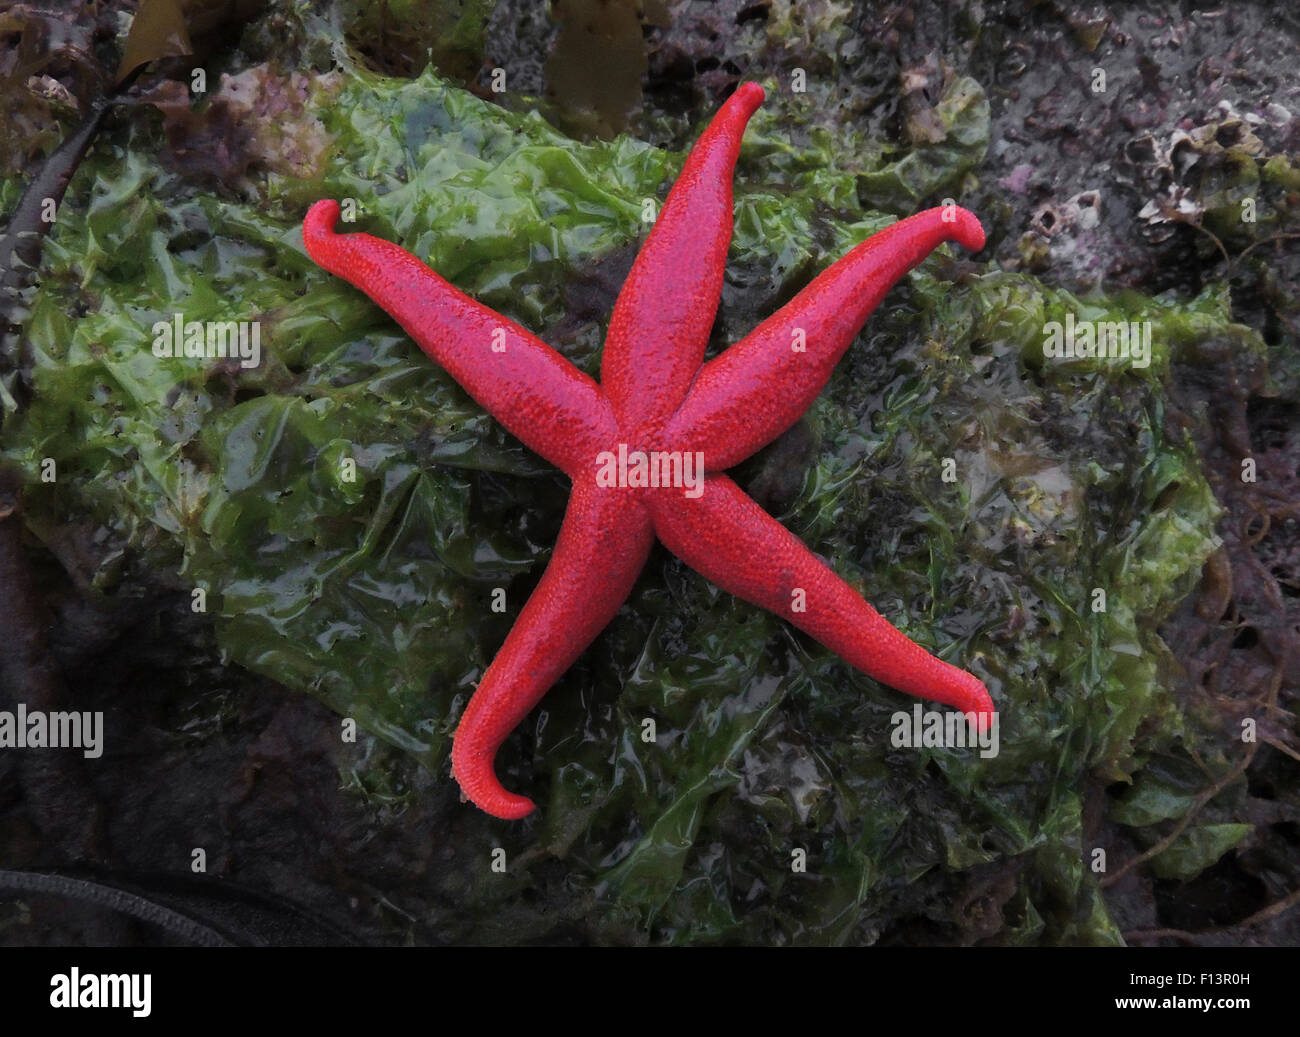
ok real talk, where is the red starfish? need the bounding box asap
[303,82,993,820]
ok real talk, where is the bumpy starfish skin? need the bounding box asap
[303,82,993,820]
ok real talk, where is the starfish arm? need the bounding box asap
[664,207,985,470]
[450,476,655,819]
[600,82,765,430]
[304,200,616,478]
[649,474,993,723]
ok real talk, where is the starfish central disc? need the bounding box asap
[303,82,994,821]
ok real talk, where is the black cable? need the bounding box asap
[0,869,235,947]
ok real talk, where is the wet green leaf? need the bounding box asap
[1150,824,1253,881]
[1110,763,1203,828]
[856,75,990,212]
